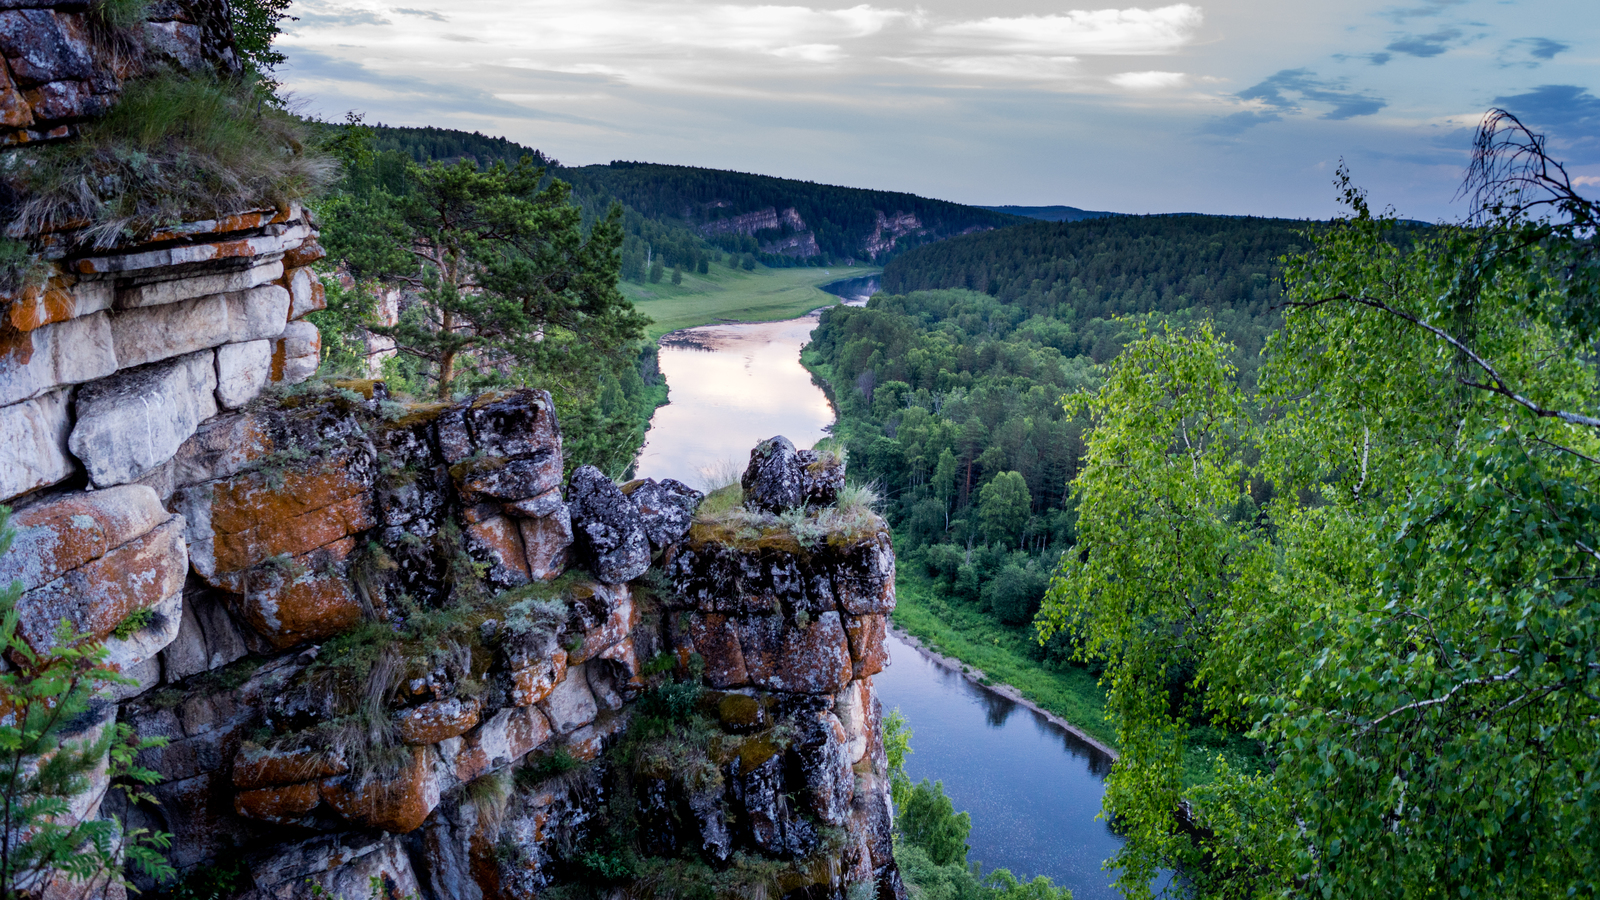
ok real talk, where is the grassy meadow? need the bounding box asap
[623,261,881,340]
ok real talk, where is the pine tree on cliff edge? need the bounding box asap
[323,135,647,401]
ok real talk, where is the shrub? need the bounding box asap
[3,74,334,247]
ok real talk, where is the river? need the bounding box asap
[633,274,1134,898]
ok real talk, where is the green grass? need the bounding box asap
[623,262,880,340]
[892,574,1118,749]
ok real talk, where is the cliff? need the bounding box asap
[0,8,902,895]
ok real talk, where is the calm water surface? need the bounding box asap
[633,273,1142,898]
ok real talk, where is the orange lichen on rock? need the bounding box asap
[843,614,888,679]
[234,782,321,824]
[233,743,350,791]
[397,698,482,745]
[226,537,364,649]
[321,746,441,834]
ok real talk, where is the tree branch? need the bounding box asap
[1286,293,1600,429]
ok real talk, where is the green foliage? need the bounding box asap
[883,708,912,809]
[110,607,154,640]
[1043,143,1600,898]
[0,507,175,899]
[563,161,1018,263]
[229,0,295,92]
[978,471,1031,547]
[89,0,150,30]
[901,779,972,867]
[3,74,333,246]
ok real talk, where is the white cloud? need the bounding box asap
[1109,70,1187,89]
[894,55,1081,80]
[929,5,1203,56]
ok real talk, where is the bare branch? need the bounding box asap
[1300,293,1600,430]
[1362,666,1522,734]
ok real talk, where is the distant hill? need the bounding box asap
[564,162,1022,262]
[978,204,1121,222]
[360,125,1024,268]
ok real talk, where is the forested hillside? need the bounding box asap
[563,162,1019,261]
[807,214,1311,637]
[978,204,1120,222]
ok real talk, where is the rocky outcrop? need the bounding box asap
[0,0,237,146]
[0,200,326,502]
[698,206,822,259]
[863,210,926,260]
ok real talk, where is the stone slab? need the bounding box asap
[214,340,271,409]
[116,259,282,309]
[110,284,289,370]
[270,319,318,385]
[0,310,116,406]
[0,386,73,501]
[69,349,219,488]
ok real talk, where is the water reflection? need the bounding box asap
[633,315,835,482]
[876,632,1133,899]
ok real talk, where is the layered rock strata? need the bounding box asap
[6,366,900,897]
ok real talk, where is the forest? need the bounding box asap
[817,115,1600,898]
[808,213,1304,637]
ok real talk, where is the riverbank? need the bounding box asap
[624,263,881,340]
[889,574,1120,750]
[889,622,1119,760]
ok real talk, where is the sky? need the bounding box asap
[277,0,1600,221]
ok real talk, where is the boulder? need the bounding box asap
[567,466,650,584]
[0,10,95,87]
[741,435,803,513]
[685,612,750,688]
[109,284,289,370]
[69,350,219,488]
[246,834,422,900]
[435,389,561,464]
[832,531,896,616]
[100,588,184,698]
[214,340,272,409]
[223,536,364,649]
[0,387,74,501]
[0,310,116,407]
[624,477,702,549]
[233,782,320,825]
[740,436,846,513]
[456,456,561,502]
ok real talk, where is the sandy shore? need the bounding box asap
[888,624,1120,761]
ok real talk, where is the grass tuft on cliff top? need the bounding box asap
[3,74,335,247]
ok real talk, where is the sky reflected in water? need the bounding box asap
[633,314,835,483]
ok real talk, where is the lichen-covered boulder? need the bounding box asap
[623,477,702,549]
[741,435,802,513]
[567,465,650,584]
[741,435,845,513]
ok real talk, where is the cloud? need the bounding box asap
[1384,0,1467,21]
[1491,85,1600,164]
[927,5,1202,55]
[294,9,391,27]
[1235,69,1388,121]
[1109,70,1186,89]
[1203,110,1281,135]
[394,7,448,21]
[1385,28,1462,58]
[1492,85,1600,129]
[1497,37,1569,68]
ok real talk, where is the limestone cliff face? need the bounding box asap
[0,10,902,893]
[4,369,902,898]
